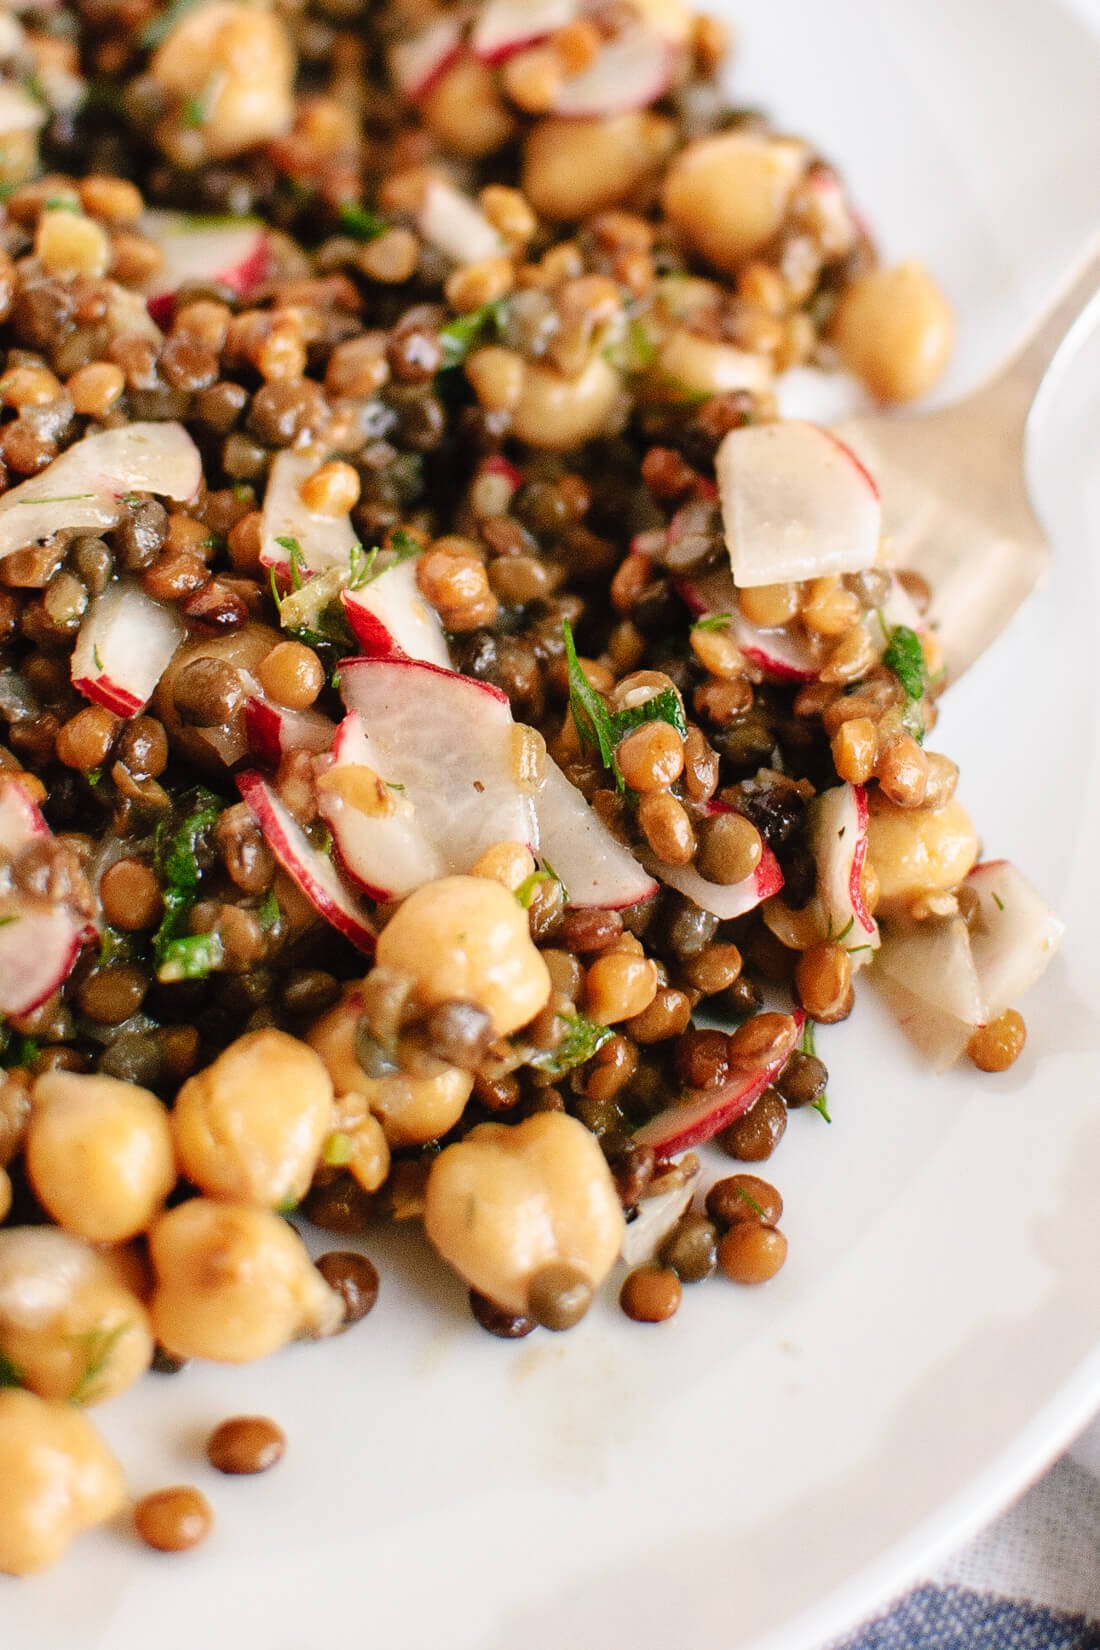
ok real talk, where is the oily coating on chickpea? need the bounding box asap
[0,1389,126,1576]
[172,1029,334,1209]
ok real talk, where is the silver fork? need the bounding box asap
[834,241,1100,679]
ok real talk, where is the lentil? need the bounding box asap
[620,1265,681,1323]
[717,1224,789,1285]
[206,1417,286,1476]
[315,1252,380,1324]
[718,1089,788,1162]
[706,1175,784,1230]
[659,1213,719,1282]
[968,1011,1027,1073]
[134,1487,213,1554]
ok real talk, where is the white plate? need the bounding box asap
[10,3,1100,1647]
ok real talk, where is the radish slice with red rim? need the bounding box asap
[641,839,783,921]
[0,422,201,560]
[965,860,1064,1019]
[342,556,450,667]
[673,567,819,683]
[337,656,538,873]
[416,178,505,266]
[535,757,658,910]
[0,777,48,856]
[71,579,186,719]
[316,712,443,900]
[551,28,671,116]
[716,419,881,588]
[244,697,336,766]
[389,14,463,98]
[236,770,376,953]
[260,449,358,577]
[471,0,577,61]
[810,783,878,963]
[635,1011,805,1156]
[0,904,87,1018]
[140,212,270,325]
[873,916,982,1069]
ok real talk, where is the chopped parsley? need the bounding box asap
[529,1013,613,1077]
[692,612,732,632]
[4,1035,39,1070]
[881,622,930,741]
[92,644,104,672]
[513,869,554,909]
[69,1322,131,1406]
[562,618,686,793]
[0,915,17,930]
[801,1019,832,1123]
[156,931,225,982]
[337,202,387,242]
[604,316,658,374]
[0,1349,24,1389]
[152,789,223,979]
[322,1131,354,1167]
[275,535,308,590]
[16,493,96,504]
[257,889,280,931]
[347,529,420,591]
[438,300,508,370]
[43,196,80,214]
[731,1183,767,1219]
[992,891,1005,913]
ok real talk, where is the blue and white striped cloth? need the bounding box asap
[835,1419,1100,1650]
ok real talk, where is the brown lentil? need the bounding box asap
[316,1251,380,1324]
[615,721,685,793]
[620,1265,681,1323]
[134,1487,213,1554]
[717,1224,788,1285]
[76,965,148,1025]
[674,1028,732,1090]
[470,1290,536,1338]
[680,943,743,995]
[706,1174,784,1230]
[100,858,162,930]
[257,642,325,710]
[718,1089,788,1162]
[638,791,695,864]
[206,1416,286,1476]
[527,1261,593,1331]
[625,986,693,1044]
[659,1213,719,1282]
[775,1050,828,1108]
[968,1010,1027,1073]
[696,810,764,885]
[795,942,855,1024]
[728,1012,800,1072]
[55,705,119,771]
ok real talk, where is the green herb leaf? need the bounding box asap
[275,535,308,590]
[882,624,929,704]
[4,1035,39,1070]
[992,891,1005,913]
[43,196,80,213]
[152,789,223,971]
[347,529,421,592]
[69,1322,131,1405]
[322,1131,354,1167]
[156,930,226,983]
[529,1013,613,1077]
[0,1349,25,1389]
[604,316,658,374]
[812,1093,832,1122]
[257,889,280,931]
[438,300,507,370]
[732,1183,767,1219]
[562,617,622,786]
[514,869,553,910]
[0,915,17,930]
[92,644,104,672]
[800,1020,833,1123]
[337,202,387,242]
[692,612,732,633]
[276,1194,299,1215]
[610,686,687,743]
[16,493,96,504]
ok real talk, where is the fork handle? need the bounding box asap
[988,236,1100,414]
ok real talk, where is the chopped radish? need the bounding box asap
[0,423,201,560]
[389,14,463,98]
[141,212,270,325]
[244,697,335,766]
[0,777,48,855]
[620,1162,700,1266]
[810,784,878,964]
[316,712,443,900]
[552,28,671,116]
[342,555,450,667]
[477,453,523,497]
[260,448,357,577]
[675,567,819,683]
[0,905,86,1019]
[471,0,577,61]
[416,177,504,266]
[642,834,783,921]
[716,420,881,588]
[71,579,185,719]
[966,861,1064,1019]
[535,758,658,910]
[873,917,983,1069]
[337,657,538,879]
[236,771,376,953]
[635,1012,805,1156]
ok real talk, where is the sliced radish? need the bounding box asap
[675,567,819,683]
[337,656,538,879]
[0,423,201,560]
[0,777,48,855]
[0,904,86,1018]
[389,14,463,99]
[642,834,783,921]
[716,420,881,589]
[342,555,450,667]
[873,917,982,1069]
[620,1162,700,1266]
[810,784,878,964]
[244,697,335,766]
[316,712,443,900]
[635,1011,805,1156]
[260,448,358,577]
[416,177,505,266]
[141,212,270,325]
[71,580,185,719]
[236,771,376,953]
[966,861,1064,1019]
[471,0,576,61]
[535,757,658,910]
[552,28,671,116]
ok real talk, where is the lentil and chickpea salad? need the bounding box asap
[0,0,1064,1577]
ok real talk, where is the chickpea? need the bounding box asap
[831,261,954,403]
[0,1227,153,1405]
[0,1389,126,1576]
[150,1,296,163]
[424,1112,624,1315]
[173,1030,334,1209]
[377,875,551,1038]
[149,1199,343,1364]
[662,132,807,274]
[26,1071,176,1244]
[866,794,980,917]
[523,113,674,221]
[510,354,623,452]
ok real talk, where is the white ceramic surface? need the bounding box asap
[8,4,1100,1648]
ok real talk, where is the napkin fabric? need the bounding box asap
[834,1419,1100,1649]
